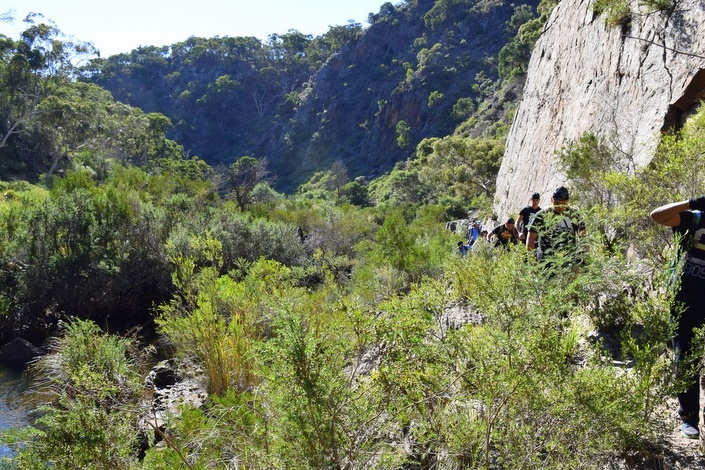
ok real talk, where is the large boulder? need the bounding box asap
[494,0,705,218]
[0,338,42,367]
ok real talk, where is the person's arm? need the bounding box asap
[514,218,526,242]
[526,231,537,251]
[517,211,526,236]
[650,200,691,227]
[487,228,497,242]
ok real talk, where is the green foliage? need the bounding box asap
[369,278,459,466]
[395,120,412,149]
[76,0,541,191]
[497,4,540,79]
[54,320,140,393]
[593,0,674,26]
[593,0,632,26]
[2,0,549,193]
[368,134,502,215]
[352,206,453,303]
[140,388,266,468]
[2,169,173,327]
[340,179,370,206]
[374,209,422,275]
[256,291,380,468]
[368,164,432,206]
[177,203,307,270]
[12,397,139,470]
[7,319,143,468]
[427,90,444,108]
[414,135,504,205]
[295,160,351,203]
[451,96,475,121]
[158,255,295,395]
[448,244,677,467]
[2,2,699,467]
[2,186,689,468]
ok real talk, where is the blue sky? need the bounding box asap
[0,0,388,56]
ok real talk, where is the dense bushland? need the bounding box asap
[3,3,705,469]
[5,102,705,466]
[1,223,685,468]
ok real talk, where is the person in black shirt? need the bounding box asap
[651,195,705,439]
[489,217,519,247]
[518,192,541,244]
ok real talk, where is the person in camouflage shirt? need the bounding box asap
[526,186,585,264]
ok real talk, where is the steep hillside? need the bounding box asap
[84,0,540,191]
[494,0,705,217]
[281,0,537,184]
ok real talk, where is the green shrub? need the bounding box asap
[158,237,267,395]
[257,294,382,468]
[13,396,139,470]
[593,0,632,26]
[8,319,143,468]
[447,240,678,467]
[594,0,674,25]
[176,203,308,270]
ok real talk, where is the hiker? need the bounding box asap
[518,192,541,244]
[526,186,585,264]
[489,217,519,247]
[477,230,489,247]
[650,195,705,439]
[468,219,482,247]
[457,240,470,257]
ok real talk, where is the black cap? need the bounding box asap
[531,192,540,200]
[552,186,569,200]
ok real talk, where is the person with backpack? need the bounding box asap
[526,186,585,264]
[650,195,705,439]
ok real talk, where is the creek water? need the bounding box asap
[0,363,31,459]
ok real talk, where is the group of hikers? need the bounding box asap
[456,186,705,440]
[457,186,585,262]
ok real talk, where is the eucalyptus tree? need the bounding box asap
[221,156,271,211]
[0,14,97,176]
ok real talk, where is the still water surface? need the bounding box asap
[0,363,31,459]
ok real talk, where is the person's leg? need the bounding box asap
[672,303,705,437]
[674,330,699,418]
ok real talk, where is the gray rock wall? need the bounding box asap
[494,0,705,218]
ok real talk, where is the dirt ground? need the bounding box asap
[616,397,705,469]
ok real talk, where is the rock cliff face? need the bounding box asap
[494,0,705,218]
